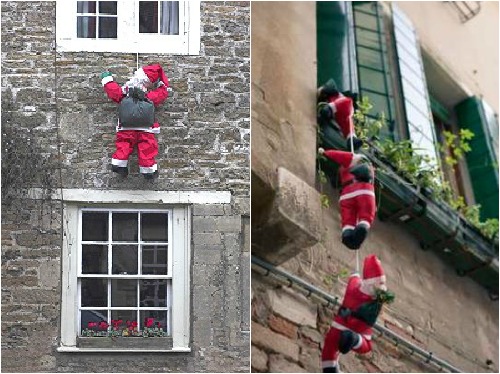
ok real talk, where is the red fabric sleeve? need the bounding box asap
[324,149,353,168]
[103,81,124,103]
[146,85,168,107]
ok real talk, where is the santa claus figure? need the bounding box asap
[100,64,169,179]
[322,255,394,373]
[318,79,362,151]
[319,148,375,250]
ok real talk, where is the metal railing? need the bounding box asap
[252,255,462,373]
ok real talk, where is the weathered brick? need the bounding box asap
[267,288,317,329]
[268,314,298,339]
[268,354,307,373]
[251,321,299,361]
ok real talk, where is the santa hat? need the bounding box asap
[362,254,386,285]
[323,149,353,168]
[135,64,169,87]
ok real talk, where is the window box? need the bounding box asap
[77,336,173,350]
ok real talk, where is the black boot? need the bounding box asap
[346,136,363,151]
[351,224,369,249]
[339,330,361,354]
[323,366,340,373]
[342,229,359,250]
[143,170,159,180]
[112,165,128,177]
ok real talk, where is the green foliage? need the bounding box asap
[320,193,330,208]
[352,96,498,241]
[375,289,395,304]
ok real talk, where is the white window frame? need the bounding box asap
[56,0,201,54]
[77,208,173,337]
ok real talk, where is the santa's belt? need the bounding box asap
[331,320,372,340]
[342,178,373,188]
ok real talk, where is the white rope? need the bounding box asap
[348,124,360,273]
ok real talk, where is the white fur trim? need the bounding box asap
[328,102,337,114]
[111,158,128,167]
[135,67,150,83]
[117,126,160,134]
[331,321,372,340]
[322,360,339,369]
[357,220,371,229]
[342,225,355,232]
[339,189,375,201]
[353,334,363,349]
[140,164,157,174]
[101,75,113,86]
[363,275,386,285]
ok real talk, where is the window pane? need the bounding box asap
[111,279,137,307]
[354,11,378,30]
[77,16,96,38]
[140,310,168,332]
[99,1,117,14]
[357,46,383,70]
[358,67,386,93]
[77,1,96,13]
[140,279,167,307]
[112,245,138,274]
[142,245,168,275]
[355,29,381,50]
[112,213,138,241]
[82,212,108,241]
[139,1,158,33]
[82,244,108,274]
[81,278,107,307]
[141,213,168,241]
[99,17,117,38]
[160,1,179,35]
[80,309,108,333]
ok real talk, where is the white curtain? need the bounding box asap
[160,1,179,35]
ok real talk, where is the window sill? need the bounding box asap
[58,337,190,353]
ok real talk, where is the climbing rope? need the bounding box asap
[348,121,361,274]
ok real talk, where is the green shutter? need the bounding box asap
[317,1,358,93]
[352,2,396,140]
[455,97,499,220]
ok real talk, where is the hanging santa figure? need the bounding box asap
[321,254,395,373]
[317,79,363,151]
[100,64,169,179]
[318,148,375,250]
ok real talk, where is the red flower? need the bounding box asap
[98,321,109,330]
[88,322,98,329]
[144,318,155,328]
[111,319,122,329]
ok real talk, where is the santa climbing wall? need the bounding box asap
[317,79,363,151]
[321,254,393,373]
[101,64,169,179]
[319,148,376,250]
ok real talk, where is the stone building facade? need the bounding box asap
[2,1,250,372]
[251,1,498,373]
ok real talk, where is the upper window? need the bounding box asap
[56,1,200,54]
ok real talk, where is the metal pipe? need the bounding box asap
[252,255,462,373]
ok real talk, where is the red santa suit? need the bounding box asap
[322,255,387,373]
[102,64,169,178]
[318,80,362,151]
[322,149,376,249]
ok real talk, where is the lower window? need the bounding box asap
[79,209,172,338]
[60,203,191,351]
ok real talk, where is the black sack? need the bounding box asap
[118,94,155,128]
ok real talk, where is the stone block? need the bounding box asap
[251,321,299,361]
[268,288,317,329]
[251,345,268,372]
[39,260,59,288]
[193,204,225,216]
[252,167,321,264]
[268,354,307,373]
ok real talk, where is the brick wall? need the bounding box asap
[1,1,250,372]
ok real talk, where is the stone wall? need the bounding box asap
[1,1,250,372]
